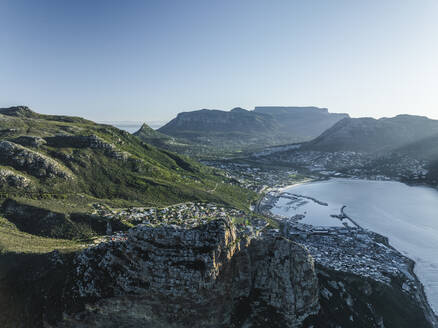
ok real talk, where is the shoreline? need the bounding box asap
[256,177,438,323]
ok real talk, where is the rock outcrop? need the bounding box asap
[0,106,38,118]
[12,136,47,148]
[44,135,128,160]
[54,219,319,328]
[0,168,30,188]
[1,216,436,328]
[0,141,72,179]
[304,265,438,328]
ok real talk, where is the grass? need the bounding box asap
[0,108,258,245]
[0,109,256,210]
[0,217,82,254]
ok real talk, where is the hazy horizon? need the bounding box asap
[1,0,438,121]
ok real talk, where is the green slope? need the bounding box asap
[0,106,256,240]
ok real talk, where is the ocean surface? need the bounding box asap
[271,178,438,314]
[112,124,142,133]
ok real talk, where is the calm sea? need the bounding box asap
[271,178,438,314]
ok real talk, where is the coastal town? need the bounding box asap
[202,159,310,192]
[90,185,417,291]
[201,151,429,201]
[255,187,422,290]
[251,150,429,182]
[81,154,435,317]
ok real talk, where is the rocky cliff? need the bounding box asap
[1,219,319,328]
[0,141,73,179]
[0,168,30,188]
[55,219,319,328]
[2,216,437,327]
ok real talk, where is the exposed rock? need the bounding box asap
[0,106,38,118]
[12,136,47,148]
[54,219,319,328]
[0,168,31,188]
[0,141,72,179]
[44,135,128,160]
[303,265,438,328]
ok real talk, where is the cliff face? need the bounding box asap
[53,219,319,328]
[305,266,438,328]
[0,141,73,179]
[1,217,437,327]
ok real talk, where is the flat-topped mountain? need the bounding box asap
[254,106,348,139]
[303,115,438,153]
[157,106,348,152]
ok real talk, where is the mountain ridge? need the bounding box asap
[156,106,349,152]
[0,106,255,211]
[302,115,438,153]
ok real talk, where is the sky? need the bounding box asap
[1,0,438,123]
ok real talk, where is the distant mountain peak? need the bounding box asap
[134,122,173,141]
[138,122,153,131]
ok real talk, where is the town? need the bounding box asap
[251,150,429,182]
[86,161,426,301]
[202,159,310,193]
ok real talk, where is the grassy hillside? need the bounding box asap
[0,107,254,205]
[0,108,256,327]
[0,106,256,241]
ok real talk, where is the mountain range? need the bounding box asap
[302,115,438,154]
[1,105,437,327]
[154,106,348,152]
[137,107,438,175]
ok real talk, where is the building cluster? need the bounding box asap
[255,150,429,181]
[202,160,305,192]
[292,225,416,288]
[91,202,270,244]
[257,190,418,289]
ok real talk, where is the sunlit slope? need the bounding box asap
[0,106,255,208]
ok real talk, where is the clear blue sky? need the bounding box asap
[1,0,437,122]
